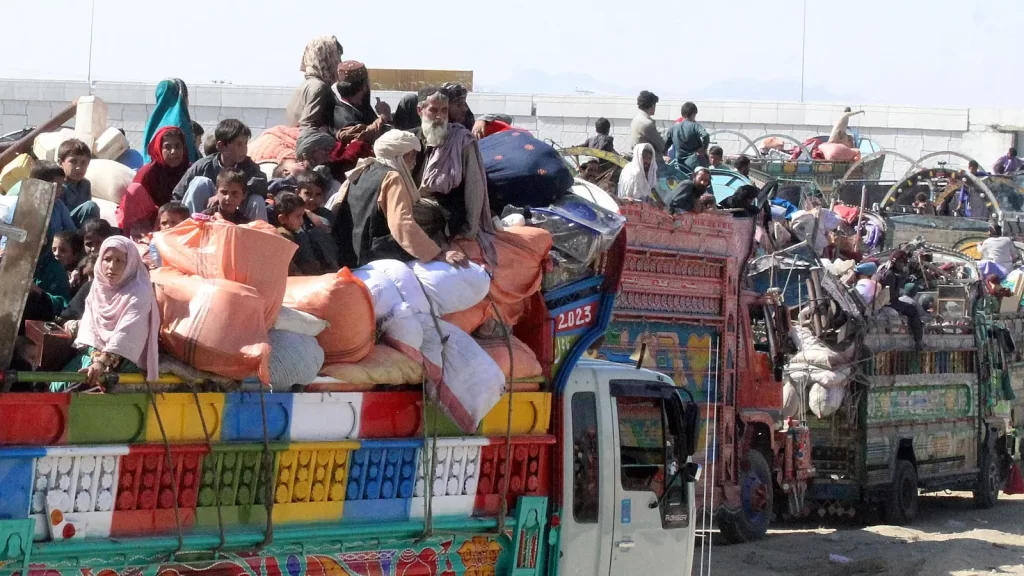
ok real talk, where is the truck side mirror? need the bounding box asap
[682,402,699,456]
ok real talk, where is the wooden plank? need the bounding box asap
[0,179,55,372]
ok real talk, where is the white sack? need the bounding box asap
[364,260,430,314]
[808,383,846,419]
[409,260,491,316]
[274,306,329,337]
[267,329,324,387]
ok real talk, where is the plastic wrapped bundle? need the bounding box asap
[542,249,593,291]
[531,195,625,265]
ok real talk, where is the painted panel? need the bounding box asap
[28,446,127,541]
[867,383,976,423]
[412,438,485,519]
[0,449,43,521]
[67,394,148,445]
[343,439,419,523]
[109,445,206,536]
[221,392,292,442]
[145,392,224,443]
[270,442,358,524]
[359,391,423,438]
[194,446,269,529]
[0,394,68,446]
[288,392,362,441]
[474,437,555,517]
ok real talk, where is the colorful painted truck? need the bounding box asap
[0,230,705,576]
[797,248,1018,523]
[593,203,815,543]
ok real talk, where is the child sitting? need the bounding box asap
[81,218,114,257]
[173,119,266,221]
[69,253,97,298]
[158,201,190,231]
[15,160,77,237]
[52,230,84,274]
[57,139,101,227]
[296,170,333,226]
[202,169,250,225]
[58,219,115,325]
[276,192,322,275]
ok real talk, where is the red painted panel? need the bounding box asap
[110,444,207,536]
[474,436,555,516]
[359,392,422,438]
[0,393,69,446]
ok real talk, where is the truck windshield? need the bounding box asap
[618,397,667,496]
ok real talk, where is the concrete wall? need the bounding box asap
[2,79,1020,182]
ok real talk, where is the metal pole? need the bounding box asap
[800,0,807,103]
[87,0,96,94]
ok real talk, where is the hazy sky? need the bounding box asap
[3,0,1021,107]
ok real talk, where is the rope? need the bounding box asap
[191,388,226,554]
[257,382,275,548]
[487,296,515,539]
[144,382,185,558]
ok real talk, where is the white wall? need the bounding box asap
[1,79,1017,181]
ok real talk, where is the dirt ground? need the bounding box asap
[698,493,1024,576]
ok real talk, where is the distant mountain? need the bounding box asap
[477,69,866,104]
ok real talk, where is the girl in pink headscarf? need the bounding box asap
[59,236,161,390]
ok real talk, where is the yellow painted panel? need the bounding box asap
[479,392,552,436]
[145,392,225,442]
[272,445,352,523]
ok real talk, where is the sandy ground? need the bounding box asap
[696,493,1024,576]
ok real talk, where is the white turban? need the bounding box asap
[373,130,422,197]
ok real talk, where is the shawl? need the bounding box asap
[374,130,422,197]
[75,236,161,381]
[133,126,191,207]
[422,122,475,195]
[393,94,420,131]
[617,143,658,200]
[300,36,342,84]
[142,79,200,164]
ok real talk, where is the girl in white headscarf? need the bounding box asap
[617,143,658,201]
[332,130,469,268]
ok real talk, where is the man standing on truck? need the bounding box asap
[880,250,924,349]
[630,91,667,155]
[664,102,710,172]
[993,147,1024,175]
[828,107,864,147]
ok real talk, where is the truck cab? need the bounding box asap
[559,360,700,576]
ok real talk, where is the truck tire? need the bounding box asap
[884,460,919,525]
[718,451,773,543]
[973,444,1003,509]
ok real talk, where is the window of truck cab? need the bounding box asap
[610,385,685,499]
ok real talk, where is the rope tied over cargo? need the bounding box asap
[487,295,516,541]
[191,387,226,554]
[144,382,185,558]
[257,382,276,548]
[412,273,447,542]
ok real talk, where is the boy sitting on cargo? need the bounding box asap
[276,192,328,276]
[201,169,250,225]
[172,119,267,221]
[57,139,101,228]
[297,170,333,226]
[10,160,78,237]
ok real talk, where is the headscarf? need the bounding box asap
[141,79,199,164]
[295,131,337,161]
[393,93,420,131]
[300,36,342,84]
[854,262,878,276]
[75,236,161,382]
[132,126,191,207]
[617,143,658,201]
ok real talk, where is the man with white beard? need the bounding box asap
[409,87,494,247]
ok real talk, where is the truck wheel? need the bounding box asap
[973,444,1003,509]
[718,451,773,543]
[884,460,919,525]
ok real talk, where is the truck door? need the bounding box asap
[559,368,615,576]
[608,381,692,575]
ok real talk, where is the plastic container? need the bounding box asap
[94,127,129,161]
[542,249,594,291]
[32,129,93,163]
[0,153,33,193]
[530,195,625,265]
[75,96,109,142]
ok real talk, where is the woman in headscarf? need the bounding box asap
[286,36,343,133]
[141,78,200,164]
[118,126,192,232]
[617,143,658,201]
[392,93,420,131]
[59,236,161,391]
[331,130,469,268]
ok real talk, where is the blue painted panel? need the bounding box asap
[221,392,293,442]
[0,456,37,520]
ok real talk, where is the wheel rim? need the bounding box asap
[988,461,1001,496]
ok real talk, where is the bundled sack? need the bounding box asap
[267,329,324,387]
[448,226,553,333]
[781,381,801,418]
[85,159,136,204]
[152,268,272,384]
[476,335,543,380]
[273,306,329,337]
[283,268,375,364]
[154,218,297,326]
[808,382,846,419]
[391,315,506,434]
[353,261,428,350]
[317,345,425,389]
[481,129,573,215]
[789,326,850,369]
[817,143,860,163]
[248,125,300,164]
[784,363,853,389]
[409,260,491,315]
